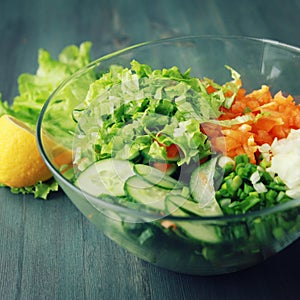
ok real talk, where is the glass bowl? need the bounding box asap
[37,36,300,275]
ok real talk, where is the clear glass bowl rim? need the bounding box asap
[37,35,300,222]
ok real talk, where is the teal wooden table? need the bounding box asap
[1,0,300,299]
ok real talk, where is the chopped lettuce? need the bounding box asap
[74,60,240,169]
[0,42,93,199]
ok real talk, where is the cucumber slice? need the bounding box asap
[166,194,222,217]
[165,195,222,243]
[125,176,221,243]
[75,158,135,197]
[150,162,177,176]
[125,175,172,211]
[165,195,188,216]
[190,157,223,216]
[133,164,183,190]
[175,220,221,244]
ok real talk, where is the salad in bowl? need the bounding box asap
[37,36,300,275]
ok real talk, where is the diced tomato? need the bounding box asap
[155,135,180,160]
[207,84,300,163]
[200,157,208,164]
[206,85,217,94]
[224,90,234,98]
[166,143,179,159]
[255,130,273,145]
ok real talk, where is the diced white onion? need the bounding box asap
[253,182,267,193]
[218,156,235,168]
[250,170,260,185]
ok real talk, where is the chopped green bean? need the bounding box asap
[266,189,277,202]
[215,153,290,215]
[269,182,287,191]
[243,183,254,194]
[234,154,249,165]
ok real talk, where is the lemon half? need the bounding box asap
[0,114,52,187]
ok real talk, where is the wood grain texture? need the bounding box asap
[1,0,300,299]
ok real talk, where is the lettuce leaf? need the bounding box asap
[8,42,92,128]
[0,93,14,116]
[10,179,59,200]
[0,42,93,199]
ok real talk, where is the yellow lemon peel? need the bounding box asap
[0,114,52,188]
